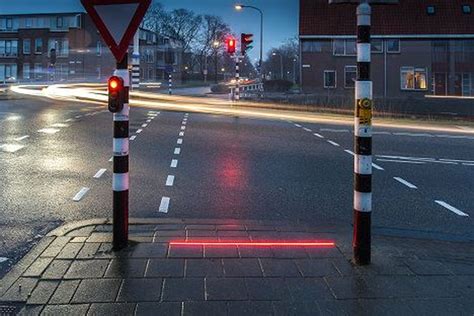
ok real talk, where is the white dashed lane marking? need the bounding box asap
[303,127,312,132]
[179,132,184,137]
[327,140,340,147]
[177,138,183,145]
[171,159,178,168]
[181,126,186,131]
[174,148,181,155]
[109,157,113,162]
[435,201,469,217]
[344,149,355,156]
[393,177,417,189]
[73,187,90,202]
[313,133,324,139]
[159,197,170,213]
[136,129,143,134]
[294,124,302,128]
[372,163,384,171]
[93,169,107,179]
[0,144,25,153]
[166,175,175,187]
[14,135,29,141]
[38,128,60,134]
[142,124,148,128]
[130,135,137,141]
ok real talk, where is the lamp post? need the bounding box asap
[213,40,220,83]
[235,4,263,81]
[272,52,284,80]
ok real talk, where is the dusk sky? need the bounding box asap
[0,0,299,62]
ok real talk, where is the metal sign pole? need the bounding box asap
[132,32,140,90]
[113,53,130,250]
[168,72,173,95]
[235,55,240,101]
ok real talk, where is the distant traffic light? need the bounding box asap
[108,76,125,113]
[226,37,236,55]
[241,33,254,55]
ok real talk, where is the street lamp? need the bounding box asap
[272,52,283,80]
[212,40,220,83]
[234,4,263,81]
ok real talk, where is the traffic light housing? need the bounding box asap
[241,33,254,55]
[226,37,236,55]
[108,76,125,113]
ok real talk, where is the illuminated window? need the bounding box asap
[462,5,472,14]
[401,67,428,91]
[427,5,435,15]
[324,70,336,88]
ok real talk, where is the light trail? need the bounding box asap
[169,241,336,247]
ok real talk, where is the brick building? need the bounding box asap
[299,0,474,101]
[0,9,183,83]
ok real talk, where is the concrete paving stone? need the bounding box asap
[245,278,288,300]
[1,277,38,302]
[26,280,59,304]
[87,303,135,315]
[331,258,356,277]
[271,247,309,259]
[154,230,186,237]
[71,237,88,243]
[169,245,203,258]
[216,231,249,237]
[222,259,263,277]
[227,301,273,316]
[130,243,168,258]
[162,278,204,302]
[408,298,470,315]
[48,280,80,304]
[41,260,72,280]
[154,224,186,231]
[408,276,462,298]
[204,245,239,258]
[129,236,154,243]
[117,278,162,302]
[64,260,109,279]
[129,225,156,232]
[18,304,43,316]
[145,259,184,277]
[153,236,185,243]
[325,276,392,300]
[136,302,182,316]
[183,301,226,316]
[245,225,277,232]
[86,233,112,243]
[71,279,121,303]
[260,259,301,277]
[40,304,89,316]
[185,259,224,277]
[66,226,95,237]
[105,258,147,278]
[23,258,53,277]
[285,278,334,302]
[442,261,474,275]
[294,259,340,277]
[356,256,414,276]
[349,298,416,316]
[186,225,216,231]
[217,236,251,242]
[205,278,247,301]
[404,259,453,275]
[76,243,100,259]
[40,237,71,258]
[276,232,316,240]
[187,230,218,237]
[238,245,274,258]
[272,300,320,316]
[94,225,112,232]
[304,247,343,259]
[216,225,246,231]
[248,231,281,240]
[56,243,83,260]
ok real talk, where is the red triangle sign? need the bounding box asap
[81,0,151,62]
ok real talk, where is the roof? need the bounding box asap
[0,0,85,15]
[300,0,474,37]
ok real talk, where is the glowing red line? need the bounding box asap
[169,241,335,247]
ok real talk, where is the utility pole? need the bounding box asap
[235,55,240,101]
[132,31,140,90]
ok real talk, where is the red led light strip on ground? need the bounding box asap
[169,241,336,247]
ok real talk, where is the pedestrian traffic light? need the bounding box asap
[108,76,125,113]
[241,33,254,55]
[226,37,236,55]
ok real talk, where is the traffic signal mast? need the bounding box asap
[226,37,236,55]
[108,76,125,113]
[241,33,254,55]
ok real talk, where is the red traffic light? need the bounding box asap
[226,37,236,55]
[108,76,123,92]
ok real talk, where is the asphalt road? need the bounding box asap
[0,93,473,277]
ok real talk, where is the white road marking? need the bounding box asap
[303,127,312,132]
[436,135,471,139]
[372,131,392,135]
[65,118,75,122]
[0,144,25,153]
[73,187,90,202]
[439,158,474,164]
[171,159,178,168]
[377,159,426,165]
[393,177,417,189]
[313,133,324,139]
[15,135,30,141]
[181,126,186,130]
[327,140,340,147]
[372,163,385,170]
[393,132,434,137]
[146,119,152,123]
[294,124,302,128]
[179,132,185,137]
[174,148,181,155]
[159,197,170,213]
[130,135,137,141]
[38,128,60,134]
[109,157,113,162]
[463,163,474,166]
[75,115,82,119]
[166,175,175,186]
[320,128,350,133]
[377,155,435,162]
[177,138,183,145]
[435,201,469,217]
[182,121,187,125]
[344,150,355,156]
[93,169,107,179]
[142,124,148,128]
[136,129,143,134]
[0,257,8,263]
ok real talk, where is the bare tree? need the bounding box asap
[160,9,202,53]
[143,1,166,34]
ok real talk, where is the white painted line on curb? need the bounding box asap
[73,187,90,202]
[435,201,469,217]
[327,140,340,147]
[174,148,181,155]
[136,129,143,134]
[166,175,175,186]
[313,133,324,139]
[15,135,30,141]
[177,138,183,145]
[93,169,107,179]
[130,135,137,141]
[344,150,355,156]
[171,159,178,168]
[159,197,170,213]
[303,127,312,132]
[393,177,417,189]
[372,163,385,171]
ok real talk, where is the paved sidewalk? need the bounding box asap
[0,218,473,315]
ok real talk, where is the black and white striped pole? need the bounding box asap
[168,72,173,95]
[235,55,240,101]
[109,54,129,250]
[131,32,140,90]
[353,1,373,265]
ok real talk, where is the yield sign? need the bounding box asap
[81,0,151,62]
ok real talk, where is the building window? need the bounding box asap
[23,39,31,55]
[462,5,472,14]
[23,63,30,80]
[6,18,13,30]
[333,39,356,56]
[34,63,43,79]
[324,70,337,88]
[344,66,357,88]
[302,40,322,53]
[386,39,400,53]
[0,64,18,81]
[96,41,102,56]
[0,40,18,57]
[56,17,63,28]
[25,18,32,28]
[401,67,428,91]
[48,39,69,57]
[35,38,43,54]
[371,39,383,53]
[427,5,436,15]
